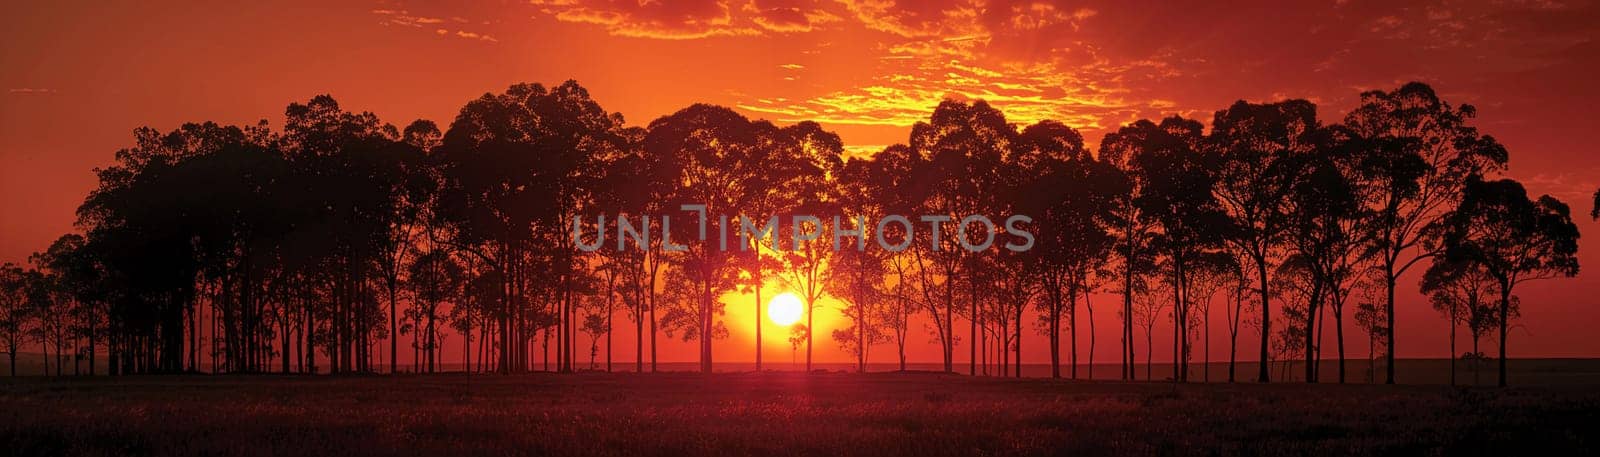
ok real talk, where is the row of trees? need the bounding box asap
[0,81,1579,386]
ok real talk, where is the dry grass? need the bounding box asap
[1,372,1596,456]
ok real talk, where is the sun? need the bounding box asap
[768,292,804,326]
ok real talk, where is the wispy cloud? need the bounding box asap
[372,9,447,27]
[531,0,840,40]
[374,8,499,43]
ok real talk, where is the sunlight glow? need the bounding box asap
[769,292,803,326]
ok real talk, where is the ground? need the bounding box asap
[1,372,1596,456]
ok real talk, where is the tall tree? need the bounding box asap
[1440,177,1579,386]
[646,104,784,372]
[1099,123,1159,380]
[1421,257,1499,385]
[770,122,844,373]
[0,264,41,376]
[1281,125,1369,383]
[830,157,891,373]
[902,100,1015,373]
[1107,116,1226,382]
[1014,120,1115,379]
[435,81,625,373]
[854,147,923,371]
[1344,82,1507,384]
[1209,100,1315,382]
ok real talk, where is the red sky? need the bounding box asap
[3,0,1599,365]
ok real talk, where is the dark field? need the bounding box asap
[2,373,1597,456]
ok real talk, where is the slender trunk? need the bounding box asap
[805,295,814,372]
[636,277,643,373]
[1086,291,1096,380]
[649,255,659,373]
[1305,283,1320,383]
[1472,335,1481,385]
[389,282,397,374]
[1144,324,1153,380]
[755,266,762,372]
[1015,287,1024,378]
[1123,244,1137,381]
[1385,273,1397,384]
[1448,312,1457,386]
[1498,285,1510,387]
[1172,262,1182,382]
[1069,280,1078,379]
[704,281,714,373]
[1257,259,1271,383]
[857,284,867,373]
[1335,300,1346,384]
[1228,291,1240,382]
[1048,271,1061,378]
[970,272,977,376]
[945,265,954,373]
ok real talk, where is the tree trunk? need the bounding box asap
[389,282,397,374]
[1449,310,1457,386]
[1086,292,1096,380]
[857,285,866,373]
[1498,285,1510,387]
[754,267,762,372]
[970,274,978,376]
[1257,258,1271,383]
[1016,289,1024,378]
[1385,273,1396,384]
[1070,280,1078,380]
[805,294,815,373]
[1335,303,1346,384]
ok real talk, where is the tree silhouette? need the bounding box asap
[849,147,924,371]
[1105,116,1226,382]
[1421,256,1500,385]
[1344,82,1507,384]
[406,249,463,373]
[898,100,1013,374]
[1099,123,1159,380]
[646,104,779,372]
[1209,100,1316,382]
[1014,120,1114,379]
[829,158,891,373]
[10,78,1580,384]
[1282,124,1373,383]
[0,264,43,376]
[1440,177,1579,386]
[768,122,844,373]
[434,81,626,373]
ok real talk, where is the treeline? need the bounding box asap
[0,81,1579,386]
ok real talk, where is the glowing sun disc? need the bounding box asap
[769,292,803,326]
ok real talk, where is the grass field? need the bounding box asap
[2,372,1596,456]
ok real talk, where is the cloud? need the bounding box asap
[740,55,1140,132]
[749,0,843,33]
[454,30,499,43]
[374,8,500,43]
[741,1,1149,138]
[839,0,985,38]
[382,0,1600,152]
[531,0,842,39]
[372,9,448,28]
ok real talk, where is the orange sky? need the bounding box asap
[3,1,1600,365]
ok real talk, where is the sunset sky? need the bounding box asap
[3,0,1599,365]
